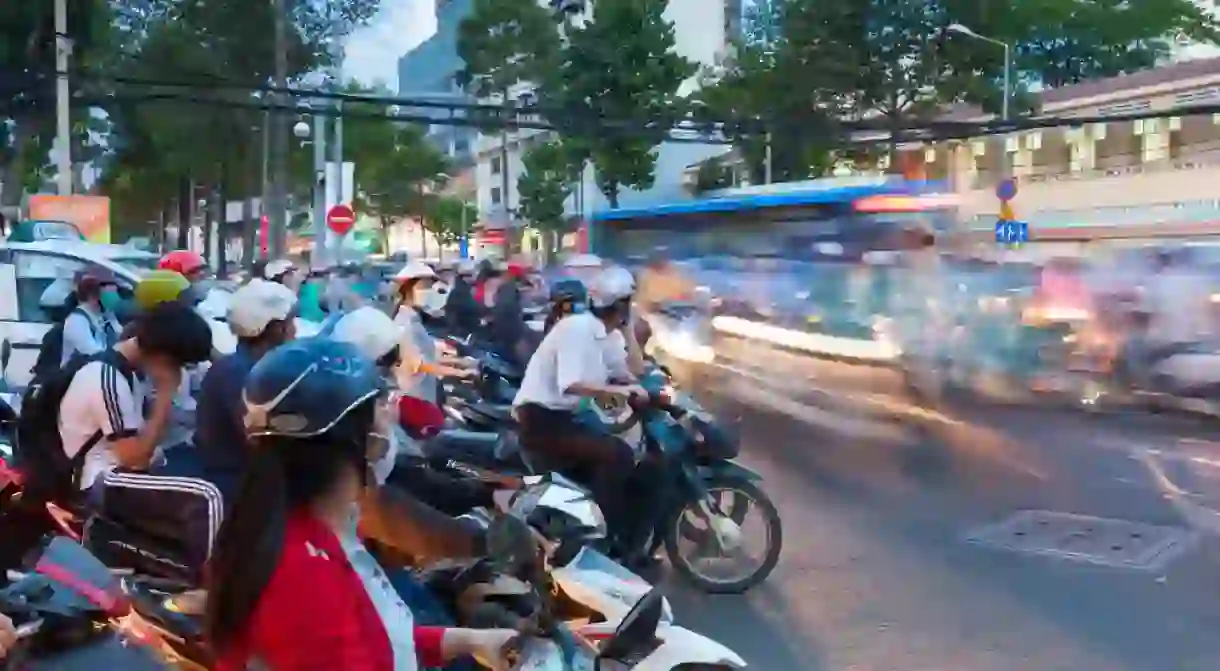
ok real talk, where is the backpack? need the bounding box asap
[30,307,97,382]
[15,350,136,502]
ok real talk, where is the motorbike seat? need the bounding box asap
[428,429,502,465]
[469,401,514,424]
[126,582,213,664]
[82,472,223,585]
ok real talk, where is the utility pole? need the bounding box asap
[268,0,289,258]
[331,100,344,265]
[53,0,72,195]
[312,104,328,270]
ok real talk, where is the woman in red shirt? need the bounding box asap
[204,338,516,670]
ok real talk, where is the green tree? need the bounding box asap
[98,0,382,238]
[342,84,449,251]
[690,155,735,194]
[0,0,113,207]
[426,196,479,250]
[456,0,561,99]
[517,138,577,258]
[549,0,696,208]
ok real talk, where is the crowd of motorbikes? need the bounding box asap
[0,286,780,668]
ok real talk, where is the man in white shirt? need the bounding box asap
[61,267,122,365]
[513,266,647,560]
[58,302,214,490]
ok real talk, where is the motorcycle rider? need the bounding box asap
[487,263,532,366]
[187,279,299,499]
[513,265,650,559]
[204,338,516,670]
[445,260,482,336]
[543,278,589,334]
[392,262,477,404]
[159,250,210,283]
[0,613,13,659]
[56,302,213,491]
[61,267,123,365]
[637,253,694,311]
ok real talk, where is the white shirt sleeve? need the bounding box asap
[94,364,142,440]
[603,329,630,379]
[554,319,609,395]
[62,311,103,361]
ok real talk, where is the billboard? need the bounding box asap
[26,194,111,243]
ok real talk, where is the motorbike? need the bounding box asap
[433,513,747,670]
[0,534,204,669]
[582,368,782,594]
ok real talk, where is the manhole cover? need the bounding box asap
[965,510,1198,570]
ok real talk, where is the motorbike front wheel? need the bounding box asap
[663,475,782,594]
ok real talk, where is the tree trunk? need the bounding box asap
[0,121,35,211]
[176,177,192,249]
[216,165,229,279]
[241,150,258,272]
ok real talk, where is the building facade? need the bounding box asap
[470,0,743,235]
[396,0,477,165]
[913,57,1220,242]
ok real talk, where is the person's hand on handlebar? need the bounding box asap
[605,383,648,402]
[445,628,519,671]
[0,613,17,659]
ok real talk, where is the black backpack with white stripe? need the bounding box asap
[16,350,135,502]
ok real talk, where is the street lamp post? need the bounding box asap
[947,23,1011,121]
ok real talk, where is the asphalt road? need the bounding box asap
[657,342,1220,671]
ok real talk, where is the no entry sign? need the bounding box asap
[326,204,356,235]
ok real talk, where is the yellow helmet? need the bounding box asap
[134,269,191,310]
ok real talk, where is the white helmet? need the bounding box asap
[588,266,636,308]
[329,306,403,363]
[563,253,604,269]
[227,279,298,338]
[263,259,297,281]
[394,261,437,282]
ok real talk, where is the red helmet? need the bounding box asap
[158,250,208,278]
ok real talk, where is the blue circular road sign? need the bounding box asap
[996,178,1017,201]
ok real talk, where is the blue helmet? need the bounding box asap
[550,278,588,307]
[243,338,384,439]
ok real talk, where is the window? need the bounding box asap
[13,252,135,323]
[14,252,87,323]
[491,157,502,175]
[491,187,502,205]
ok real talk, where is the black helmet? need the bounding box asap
[243,338,384,439]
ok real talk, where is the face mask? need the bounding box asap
[367,397,400,487]
[99,288,121,312]
[412,287,431,305]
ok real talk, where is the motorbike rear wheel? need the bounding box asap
[663,475,782,594]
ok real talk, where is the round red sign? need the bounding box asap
[326,204,356,235]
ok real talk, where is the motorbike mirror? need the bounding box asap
[485,514,537,575]
[597,587,665,662]
[0,339,9,377]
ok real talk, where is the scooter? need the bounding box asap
[0,535,201,669]
[582,369,783,594]
[444,514,748,670]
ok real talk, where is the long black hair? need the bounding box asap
[204,400,376,651]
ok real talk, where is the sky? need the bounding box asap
[342,0,438,90]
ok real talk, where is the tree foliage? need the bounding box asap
[337,83,450,249]
[94,0,382,239]
[547,0,696,207]
[517,138,577,232]
[0,0,114,206]
[697,0,1220,180]
[690,154,735,194]
[456,0,561,98]
[426,196,478,248]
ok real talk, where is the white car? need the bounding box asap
[0,241,317,389]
